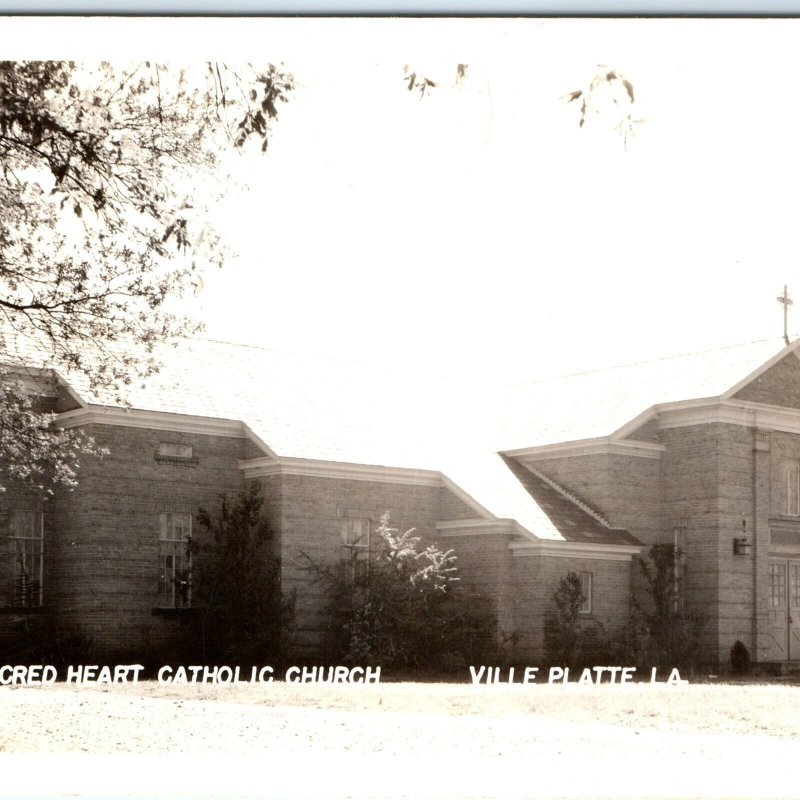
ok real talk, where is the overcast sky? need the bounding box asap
[9,17,800,382]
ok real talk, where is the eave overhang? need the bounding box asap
[509,540,642,561]
[239,456,496,521]
[503,397,800,462]
[57,405,277,459]
[501,437,664,461]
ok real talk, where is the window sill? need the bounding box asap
[151,607,197,618]
[154,455,199,467]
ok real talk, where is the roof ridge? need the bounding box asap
[524,464,615,529]
[508,336,794,388]
[174,333,379,370]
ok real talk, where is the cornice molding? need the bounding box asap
[502,437,664,461]
[610,396,715,440]
[239,456,444,486]
[239,458,495,520]
[657,399,800,434]
[504,396,800,462]
[509,540,642,561]
[435,520,640,561]
[56,406,276,458]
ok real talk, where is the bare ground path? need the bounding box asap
[1,681,799,798]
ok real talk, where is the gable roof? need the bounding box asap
[499,337,800,451]
[21,333,798,545]
[45,337,575,540]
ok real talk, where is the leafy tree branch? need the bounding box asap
[0,61,293,492]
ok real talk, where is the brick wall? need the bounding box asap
[11,411,789,669]
[39,423,249,662]
[436,531,517,649]
[658,423,721,660]
[511,554,632,663]
[263,473,477,656]
[519,422,766,666]
[733,352,800,408]
[659,422,773,665]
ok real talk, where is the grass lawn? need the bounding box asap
[1,679,799,799]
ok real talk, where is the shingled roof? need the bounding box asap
[501,457,641,546]
[10,332,795,544]
[499,337,798,451]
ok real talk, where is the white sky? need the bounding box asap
[8,17,800,382]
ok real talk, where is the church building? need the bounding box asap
[3,334,800,669]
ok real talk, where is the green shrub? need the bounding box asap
[544,572,593,668]
[635,543,704,671]
[193,483,295,666]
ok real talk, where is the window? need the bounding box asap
[158,513,192,608]
[791,564,800,613]
[785,460,800,516]
[341,518,370,583]
[673,526,688,613]
[155,443,195,465]
[770,562,787,609]
[158,443,193,459]
[9,510,43,607]
[578,572,592,614]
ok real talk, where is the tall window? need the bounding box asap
[341,518,370,584]
[770,561,787,609]
[785,460,800,516]
[791,564,800,615]
[9,510,43,607]
[578,571,592,614]
[673,526,688,613]
[158,513,192,608]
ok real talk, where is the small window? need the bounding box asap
[578,572,592,614]
[785,460,800,516]
[8,510,43,607]
[158,513,192,608]
[158,443,193,459]
[341,518,370,583]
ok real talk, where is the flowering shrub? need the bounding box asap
[303,513,497,672]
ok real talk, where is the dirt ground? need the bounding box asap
[2,679,800,799]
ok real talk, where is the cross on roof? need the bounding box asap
[777,284,793,346]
